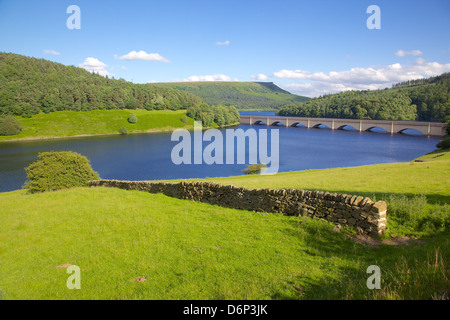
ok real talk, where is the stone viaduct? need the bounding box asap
[240,115,447,136]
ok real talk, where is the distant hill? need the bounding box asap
[0,52,205,117]
[277,73,450,122]
[152,81,310,110]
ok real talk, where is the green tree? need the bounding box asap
[0,115,22,136]
[128,113,138,124]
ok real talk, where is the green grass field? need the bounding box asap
[0,148,449,300]
[0,110,195,142]
[0,187,448,300]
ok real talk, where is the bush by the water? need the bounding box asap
[24,151,100,193]
[436,137,450,149]
[128,113,138,124]
[119,126,128,135]
[243,163,267,175]
[0,115,22,136]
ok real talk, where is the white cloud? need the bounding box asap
[216,40,230,45]
[251,74,269,81]
[395,49,423,57]
[273,58,450,97]
[78,57,114,77]
[44,49,60,56]
[120,66,128,70]
[183,74,238,82]
[117,50,170,63]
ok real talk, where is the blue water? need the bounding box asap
[0,111,441,192]
[239,111,278,117]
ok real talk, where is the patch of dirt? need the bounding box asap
[131,277,147,283]
[293,286,303,292]
[56,264,72,269]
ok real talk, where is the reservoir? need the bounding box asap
[0,111,441,192]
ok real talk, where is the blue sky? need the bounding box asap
[0,0,449,97]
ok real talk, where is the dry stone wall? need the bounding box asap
[88,180,387,237]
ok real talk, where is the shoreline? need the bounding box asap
[0,128,180,143]
[0,122,240,143]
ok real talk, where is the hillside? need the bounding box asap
[152,81,310,110]
[0,53,204,117]
[277,73,450,122]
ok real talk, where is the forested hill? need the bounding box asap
[0,53,205,117]
[276,73,450,122]
[152,81,310,110]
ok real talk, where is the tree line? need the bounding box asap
[277,73,450,122]
[0,53,205,117]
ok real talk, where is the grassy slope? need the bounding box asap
[0,149,449,300]
[153,82,309,109]
[0,187,447,300]
[0,110,194,142]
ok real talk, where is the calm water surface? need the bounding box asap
[0,111,440,192]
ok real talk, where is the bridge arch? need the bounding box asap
[337,125,358,131]
[270,121,286,126]
[312,123,331,129]
[365,126,390,134]
[253,120,267,125]
[397,128,425,135]
[290,122,307,128]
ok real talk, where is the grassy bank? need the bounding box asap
[0,110,195,142]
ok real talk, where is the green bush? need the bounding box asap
[243,163,267,175]
[0,115,22,136]
[436,137,450,149]
[23,151,100,193]
[180,116,188,123]
[128,113,138,124]
[119,126,128,135]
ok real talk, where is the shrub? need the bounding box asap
[119,126,128,135]
[243,163,267,175]
[436,137,450,149]
[23,151,100,193]
[180,116,188,123]
[128,113,138,124]
[0,115,22,136]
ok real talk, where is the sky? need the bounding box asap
[0,0,449,97]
